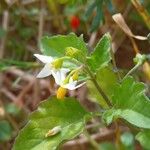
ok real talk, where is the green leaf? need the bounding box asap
[121,132,134,150]
[40,33,87,61]
[136,130,150,150]
[87,33,111,72]
[87,66,117,108]
[5,103,20,116]
[100,142,116,150]
[103,77,150,129]
[0,120,12,141]
[90,0,104,32]
[13,97,91,150]
[84,1,97,21]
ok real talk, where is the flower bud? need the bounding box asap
[45,126,61,137]
[65,47,81,58]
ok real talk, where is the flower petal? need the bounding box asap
[34,54,53,63]
[63,81,77,90]
[73,82,86,89]
[60,68,70,73]
[63,81,86,90]
[36,64,52,78]
[60,68,70,81]
[69,77,74,83]
[52,68,70,85]
[51,70,62,85]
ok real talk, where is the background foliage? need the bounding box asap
[0,0,150,150]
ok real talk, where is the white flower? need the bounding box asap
[56,70,86,99]
[61,77,85,90]
[56,77,85,99]
[34,54,70,85]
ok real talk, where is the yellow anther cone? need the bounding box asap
[57,87,67,99]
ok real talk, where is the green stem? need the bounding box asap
[124,63,141,79]
[85,66,112,107]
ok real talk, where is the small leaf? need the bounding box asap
[40,33,87,61]
[0,120,12,141]
[105,0,115,14]
[13,97,91,150]
[136,130,150,150]
[103,77,150,129]
[100,142,116,150]
[87,33,111,72]
[121,132,134,150]
[5,103,20,116]
[90,0,103,32]
[84,1,97,21]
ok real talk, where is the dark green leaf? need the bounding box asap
[13,97,91,150]
[84,1,97,21]
[100,142,116,150]
[105,0,115,13]
[5,103,20,116]
[90,3,103,32]
[0,120,12,141]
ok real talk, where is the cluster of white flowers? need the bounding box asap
[34,54,85,98]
